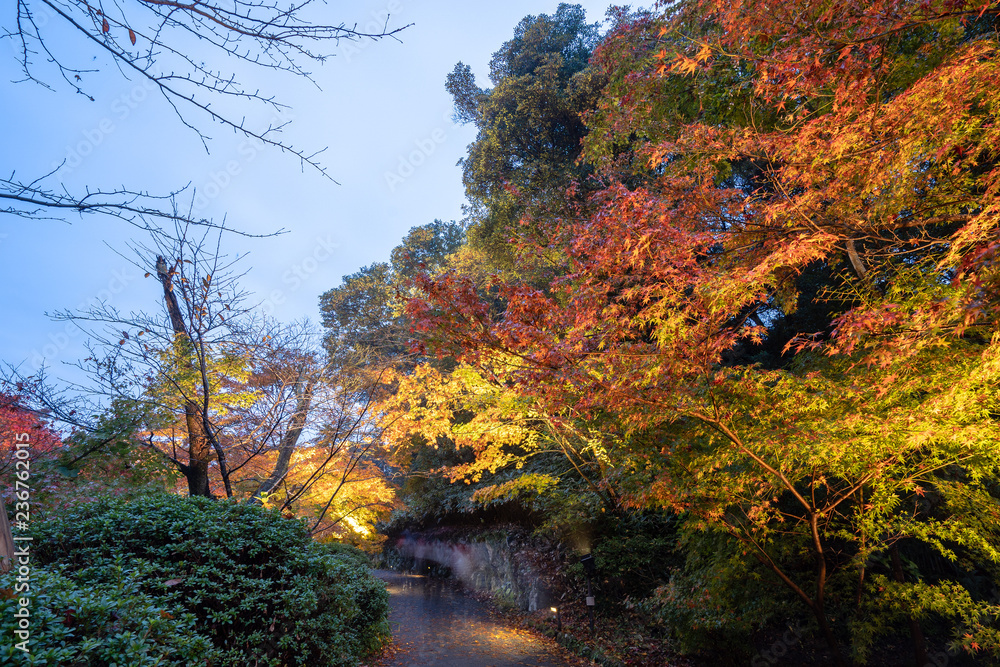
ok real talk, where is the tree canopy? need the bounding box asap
[395,0,1000,662]
[446,3,604,274]
[5,2,1000,664]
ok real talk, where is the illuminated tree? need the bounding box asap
[410,0,1000,661]
[0,391,62,572]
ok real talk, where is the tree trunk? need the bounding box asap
[183,405,212,496]
[809,514,846,667]
[252,371,315,502]
[846,239,868,281]
[0,498,14,573]
[206,422,233,498]
[812,598,844,667]
[157,255,213,497]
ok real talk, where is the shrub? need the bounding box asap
[589,510,680,601]
[30,494,390,667]
[637,527,798,661]
[0,563,217,666]
[319,541,373,570]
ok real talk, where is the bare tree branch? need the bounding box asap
[2,0,410,225]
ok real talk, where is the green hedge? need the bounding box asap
[318,541,374,571]
[0,564,216,666]
[26,495,389,666]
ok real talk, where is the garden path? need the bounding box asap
[369,570,584,667]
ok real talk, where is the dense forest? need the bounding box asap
[3,0,1000,665]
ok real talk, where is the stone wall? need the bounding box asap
[383,526,560,612]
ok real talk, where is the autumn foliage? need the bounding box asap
[3,1,998,663]
[0,393,62,505]
[397,1,1000,662]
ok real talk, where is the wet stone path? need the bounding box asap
[371,570,583,667]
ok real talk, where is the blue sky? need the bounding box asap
[0,0,615,383]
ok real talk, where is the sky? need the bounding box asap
[0,0,616,386]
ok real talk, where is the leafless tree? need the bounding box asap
[2,0,408,227]
[28,222,267,495]
[5,224,398,529]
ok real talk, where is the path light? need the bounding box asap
[550,606,561,633]
[580,554,596,634]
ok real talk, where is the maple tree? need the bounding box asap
[0,393,63,489]
[406,0,1000,662]
[59,225,275,497]
[0,391,62,572]
[381,360,625,517]
[0,388,171,571]
[0,390,157,509]
[244,351,398,540]
[13,228,345,504]
[1,223,399,550]
[138,322,397,537]
[259,443,396,544]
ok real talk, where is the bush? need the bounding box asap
[319,541,373,570]
[589,510,680,601]
[29,494,390,667]
[637,527,798,661]
[0,563,217,666]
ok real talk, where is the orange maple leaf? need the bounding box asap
[672,57,698,76]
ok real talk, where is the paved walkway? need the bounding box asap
[371,570,583,667]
